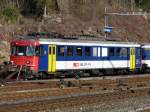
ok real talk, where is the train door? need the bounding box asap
[130,48,135,70]
[130,47,141,71]
[48,45,56,73]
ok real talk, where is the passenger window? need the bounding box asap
[102,48,108,57]
[93,47,97,56]
[98,47,101,57]
[67,46,73,56]
[117,48,128,57]
[121,48,127,57]
[76,47,82,56]
[85,47,91,56]
[58,46,65,56]
[137,48,141,56]
[117,48,121,57]
[109,48,115,56]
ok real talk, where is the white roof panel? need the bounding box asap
[142,45,150,48]
[39,39,141,47]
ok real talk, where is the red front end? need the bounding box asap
[10,40,40,72]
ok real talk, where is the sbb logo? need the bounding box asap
[73,63,79,67]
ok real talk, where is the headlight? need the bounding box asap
[11,61,14,64]
[26,60,30,64]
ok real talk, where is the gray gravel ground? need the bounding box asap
[39,94,150,112]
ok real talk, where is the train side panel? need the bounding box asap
[55,45,141,71]
[38,40,141,74]
[142,45,150,68]
[38,44,48,71]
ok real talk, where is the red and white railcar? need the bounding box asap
[10,40,40,71]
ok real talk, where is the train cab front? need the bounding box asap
[10,40,40,72]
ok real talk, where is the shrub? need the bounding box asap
[135,0,150,12]
[2,6,20,23]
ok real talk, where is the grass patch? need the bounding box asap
[2,6,20,23]
[0,56,5,59]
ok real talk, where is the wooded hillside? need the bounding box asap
[0,0,150,62]
[0,0,149,41]
[0,0,149,21]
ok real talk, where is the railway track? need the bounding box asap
[0,86,150,112]
[0,74,150,112]
[0,74,150,92]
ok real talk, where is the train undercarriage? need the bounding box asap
[0,62,36,81]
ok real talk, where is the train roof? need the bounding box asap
[39,38,140,47]
[11,39,39,46]
[15,36,141,47]
[141,44,150,48]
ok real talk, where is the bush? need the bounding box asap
[2,6,20,23]
[135,0,150,12]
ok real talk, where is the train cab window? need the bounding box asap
[85,47,91,56]
[93,47,97,57]
[58,46,65,56]
[11,46,16,55]
[108,48,115,56]
[26,46,35,56]
[12,46,26,56]
[35,46,40,56]
[67,46,73,56]
[76,47,82,56]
